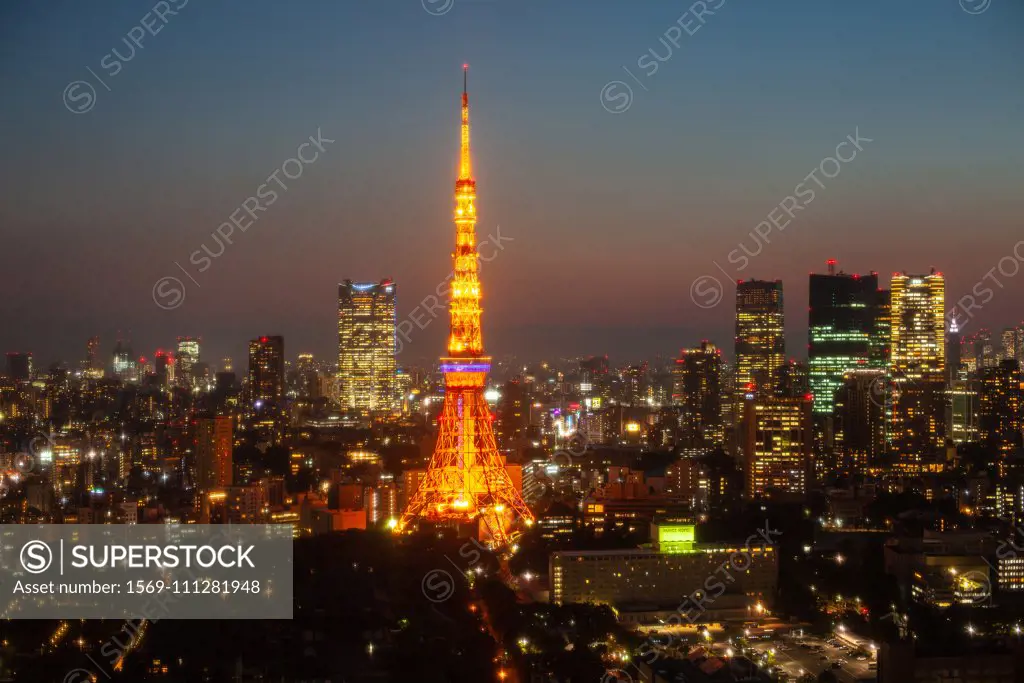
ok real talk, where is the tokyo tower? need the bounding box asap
[397,66,534,548]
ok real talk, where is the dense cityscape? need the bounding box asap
[4,2,1023,682]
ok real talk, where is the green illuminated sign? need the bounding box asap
[657,523,696,554]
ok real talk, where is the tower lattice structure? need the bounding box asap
[398,66,533,548]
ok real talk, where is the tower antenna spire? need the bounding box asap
[459,64,471,181]
[397,66,534,549]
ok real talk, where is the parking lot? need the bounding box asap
[745,633,876,682]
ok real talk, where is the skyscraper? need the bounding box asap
[398,67,533,547]
[834,369,887,472]
[247,336,284,408]
[84,336,103,378]
[194,414,233,493]
[808,261,882,415]
[889,271,947,465]
[4,352,32,381]
[175,336,201,389]
[742,394,812,500]
[672,341,723,452]
[111,339,137,383]
[948,378,979,445]
[495,378,531,451]
[978,359,1023,459]
[735,279,785,400]
[337,279,397,415]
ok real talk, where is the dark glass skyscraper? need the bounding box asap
[672,341,723,451]
[808,262,883,415]
[978,359,1023,460]
[247,335,285,408]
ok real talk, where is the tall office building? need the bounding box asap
[247,336,285,408]
[742,394,812,499]
[889,271,947,465]
[1000,326,1024,367]
[195,415,233,493]
[111,339,137,383]
[338,279,397,415]
[175,336,201,389]
[948,378,979,445]
[83,336,103,378]
[495,378,531,451]
[808,261,883,415]
[735,280,785,400]
[4,352,32,381]
[672,341,723,451]
[154,349,174,386]
[978,360,1023,459]
[777,359,811,399]
[961,329,996,372]
[834,369,887,472]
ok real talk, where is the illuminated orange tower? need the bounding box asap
[398,66,533,548]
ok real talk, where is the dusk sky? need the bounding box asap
[2,0,1023,369]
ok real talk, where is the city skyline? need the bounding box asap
[4,3,1024,682]
[3,1,1024,365]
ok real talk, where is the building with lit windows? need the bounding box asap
[672,341,723,452]
[808,261,885,415]
[735,280,785,400]
[495,377,531,451]
[997,554,1024,593]
[175,336,200,389]
[550,521,777,622]
[978,359,1023,462]
[948,379,979,445]
[889,271,946,466]
[194,415,233,501]
[195,416,232,490]
[337,279,397,416]
[247,336,285,408]
[742,394,812,499]
[834,369,888,472]
[84,336,103,378]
